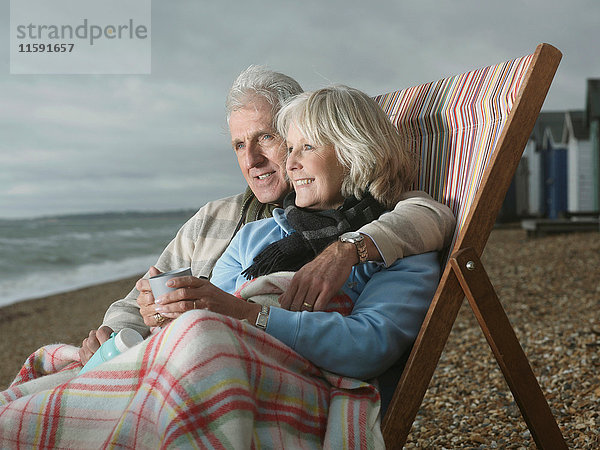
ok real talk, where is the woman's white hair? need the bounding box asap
[276,85,417,209]
[226,65,303,125]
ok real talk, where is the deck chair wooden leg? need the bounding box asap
[450,247,567,449]
[382,266,467,448]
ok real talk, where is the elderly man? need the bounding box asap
[80,66,455,364]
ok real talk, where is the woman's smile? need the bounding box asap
[294,178,314,186]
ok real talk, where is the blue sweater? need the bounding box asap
[210,209,440,380]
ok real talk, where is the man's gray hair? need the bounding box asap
[226,65,303,123]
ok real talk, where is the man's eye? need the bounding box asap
[287,146,293,154]
[261,134,274,142]
[304,144,313,151]
[234,143,244,151]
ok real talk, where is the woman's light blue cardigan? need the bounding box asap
[210,209,440,380]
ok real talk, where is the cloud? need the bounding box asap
[1,0,598,218]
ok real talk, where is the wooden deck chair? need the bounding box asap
[374,43,565,448]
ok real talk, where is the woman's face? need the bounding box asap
[285,123,345,210]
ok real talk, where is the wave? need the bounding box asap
[0,209,196,307]
[0,225,175,245]
[0,254,158,308]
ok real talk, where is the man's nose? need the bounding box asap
[244,142,265,169]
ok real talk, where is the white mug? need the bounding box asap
[148,267,192,299]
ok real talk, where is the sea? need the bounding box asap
[0,209,197,308]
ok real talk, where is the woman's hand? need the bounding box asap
[153,276,260,323]
[135,266,174,328]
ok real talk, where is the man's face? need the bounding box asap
[229,97,290,205]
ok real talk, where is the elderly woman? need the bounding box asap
[0,86,439,448]
[201,85,440,379]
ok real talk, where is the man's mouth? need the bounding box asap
[295,178,314,186]
[256,172,274,180]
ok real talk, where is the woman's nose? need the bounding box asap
[285,148,301,172]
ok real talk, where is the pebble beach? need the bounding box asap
[1,228,598,448]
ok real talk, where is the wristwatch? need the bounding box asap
[339,231,368,264]
[255,305,270,330]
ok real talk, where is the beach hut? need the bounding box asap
[500,78,600,226]
[514,79,600,234]
[564,111,595,213]
[525,112,565,217]
[542,144,568,219]
[585,79,600,213]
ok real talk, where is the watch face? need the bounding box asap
[257,314,268,328]
[341,231,362,242]
[256,305,269,329]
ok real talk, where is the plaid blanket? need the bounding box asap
[0,275,383,448]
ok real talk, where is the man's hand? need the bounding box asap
[278,241,357,312]
[154,276,260,323]
[79,325,114,365]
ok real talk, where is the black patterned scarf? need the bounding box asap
[241,191,385,279]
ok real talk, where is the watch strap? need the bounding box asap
[355,237,368,263]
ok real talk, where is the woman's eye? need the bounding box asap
[287,146,294,154]
[261,134,273,141]
[304,144,313,151]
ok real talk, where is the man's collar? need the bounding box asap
[241,186,280,223]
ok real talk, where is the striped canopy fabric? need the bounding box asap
[375,54,534,252]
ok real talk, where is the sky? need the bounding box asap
[1,0,599,219]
